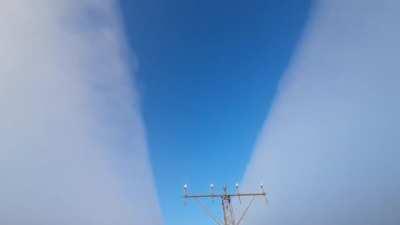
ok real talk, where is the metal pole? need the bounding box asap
[222,197,228,225]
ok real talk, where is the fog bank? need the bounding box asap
[243,0,400,224]
[0,1,162,224]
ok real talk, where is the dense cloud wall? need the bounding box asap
[243,0,400,224]
[0,1,162,224]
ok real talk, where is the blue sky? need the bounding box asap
[2,1,400,225]
[119,1,312,224]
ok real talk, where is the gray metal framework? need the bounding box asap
[183,184,267,225]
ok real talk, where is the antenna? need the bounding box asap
[210,183,215,201]
[183,183,267,225]
[235,183,241,204]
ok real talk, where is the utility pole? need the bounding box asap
[183,183,267,225]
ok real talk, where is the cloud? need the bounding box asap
[243,0,400,224]
[0,1,162,224]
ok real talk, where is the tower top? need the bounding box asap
[183,184,267,225]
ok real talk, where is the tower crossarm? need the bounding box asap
[184,192,266,199]
[182,184,267,225]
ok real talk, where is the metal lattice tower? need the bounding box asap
[183,183,267,225]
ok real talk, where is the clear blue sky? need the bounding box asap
[119,1,312,224]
